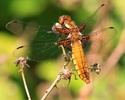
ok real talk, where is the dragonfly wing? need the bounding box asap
[12,42,63,62]
[83,27,117,53]
[6,20,66,61]
[79,4,106,34]
[6,20,54,41]
[6,20,39,36]
[82,27,117,66]
[28,32,62,60]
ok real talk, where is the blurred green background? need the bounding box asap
[0,0,125,100]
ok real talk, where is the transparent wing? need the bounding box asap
[12,42,63,62]
[6,20,53,35]
[6,20,67,61]
[83,27,117,53]
[76,4,116,67]
[79,4,107,34]
[82,27,117,66]
[27,30,65,61]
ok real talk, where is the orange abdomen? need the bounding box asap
[72,40,90,84]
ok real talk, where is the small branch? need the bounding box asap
[41,67,64,100]
[41,61,70,100]
[20,69,31,100]
[41,45,70,100]
[14,57,31,100]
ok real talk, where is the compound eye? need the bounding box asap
[54,23,62,28]
[58,16,64,24]
[52,22,62,32]
[58,15,72,24]
[65,15,71,21]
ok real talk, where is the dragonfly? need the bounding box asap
[6,4,116,84]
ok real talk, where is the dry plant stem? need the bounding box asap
[41,45,69,100]
[41,63,69,100]
[41,67,64,100]
[15,57,31,100]
[20,69,31,100]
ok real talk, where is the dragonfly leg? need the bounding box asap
[60,45,70,67]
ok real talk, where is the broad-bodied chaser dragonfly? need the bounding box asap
[6,4,116,83]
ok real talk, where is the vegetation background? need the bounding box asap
[0,0,125,100]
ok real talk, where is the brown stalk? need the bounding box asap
[41,45,70,100]
[14,57,31,100]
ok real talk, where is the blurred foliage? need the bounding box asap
[0,0,125,100]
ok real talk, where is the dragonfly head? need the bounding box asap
[58,15,77,29]
[59,15,72,24]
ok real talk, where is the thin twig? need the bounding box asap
[41,67,64,100]
[20,69,31,100]
[14,57,31,100]
[41,45,70,100]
